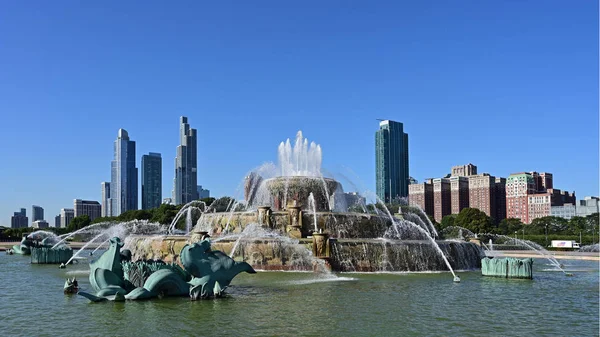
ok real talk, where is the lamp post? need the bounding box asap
[545,224,548,247]
[514,231,517,242]
[522,228,525,240]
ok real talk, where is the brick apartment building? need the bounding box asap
[432,178,451,222]
[450,176,469,215]
[407,179,434,216]
[409,164,507,223]
[507,171,575,224]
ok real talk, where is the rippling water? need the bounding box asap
[1,252,598,336]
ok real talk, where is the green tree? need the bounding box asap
[454,208,494,234]
[207,197,236,212]
[200,197,216,207]
[67,215,91,232]
[497,218,523,235]
[530,216,568,235]
[567,216,587,235]
[439,214,456,231]
[150,203,179,225]
[585,213,599,232]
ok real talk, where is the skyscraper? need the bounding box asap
[32,205,44,223]
[197,185,210,199]
[110,129,138,216]
[375,120,409,203]
[60,208,74,228]
[142,152,162,210]
[74,199,102,221]
[10,208,28,228]
[173,116,198,205]
[101,182,111,217]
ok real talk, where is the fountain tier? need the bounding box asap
[126,235,482,272]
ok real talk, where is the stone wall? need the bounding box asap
[125,235,482,273]
[196,210,392,239]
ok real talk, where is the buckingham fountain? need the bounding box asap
[125,131,482,275]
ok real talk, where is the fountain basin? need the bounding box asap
[125,235,483,272]
[262,176,342,211]
[196,211,392,239]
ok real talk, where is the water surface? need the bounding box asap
[1,252,598,336]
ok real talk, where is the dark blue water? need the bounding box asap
[1,252,598,336]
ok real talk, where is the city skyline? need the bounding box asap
[0,2,597,226]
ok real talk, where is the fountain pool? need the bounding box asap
[1,253,597,336]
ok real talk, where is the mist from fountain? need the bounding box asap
[59,220,166,267]
[90,238,110,255]
[442,226,569,275]
[383,219,459,281]
[167,200,206,234]
[224,223,335,276]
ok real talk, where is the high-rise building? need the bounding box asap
[450,176,469,214]
[101,182,111,217]
[576,196,600,217]
[32,220,49,229]
[494,177,507,222]
[54,214,61,228]
[408,164,507,223]
[74,199,102,221]
[468,174,497,220]
[451,164,477,177]
[506,171,574,224]
[506,173,536,223]
[110,129,138,216]
[551,204,577,220]
[197,185,210,199]
[530,172,553,192]
[375,120,409,203]
[343,192,367,208]
[142,152,162,210]
[10,208,28,228]
[432,178,451,222]
[31,205,44,223]
[60,208,74,228]
[173,116,198,205]
[408,179,434,216]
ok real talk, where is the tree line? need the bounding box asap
[0,197,232,240]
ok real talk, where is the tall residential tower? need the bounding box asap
[142,152,162,209]
[109,129,138,216]
[375,120,409,203]
[101,182,111,217]
[173,117,198,205]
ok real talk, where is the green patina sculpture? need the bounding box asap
[481,257,533,279]
[78,237,256,302]
[12,236,33,255]
[12,233,73,264]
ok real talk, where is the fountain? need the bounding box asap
[127,131,483,276]
[11,231,73,264]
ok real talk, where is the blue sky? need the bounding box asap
[0,1,597,226]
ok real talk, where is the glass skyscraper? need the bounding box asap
[110,129,138,216]
[32,205,44,223]
[173,116,198,205]
[142,152,162,210]
[375,120,409,203]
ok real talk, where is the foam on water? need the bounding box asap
[286,276,357,285]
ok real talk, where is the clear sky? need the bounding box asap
[0,1,598,226]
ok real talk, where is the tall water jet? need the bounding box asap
[308,193,318,233]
